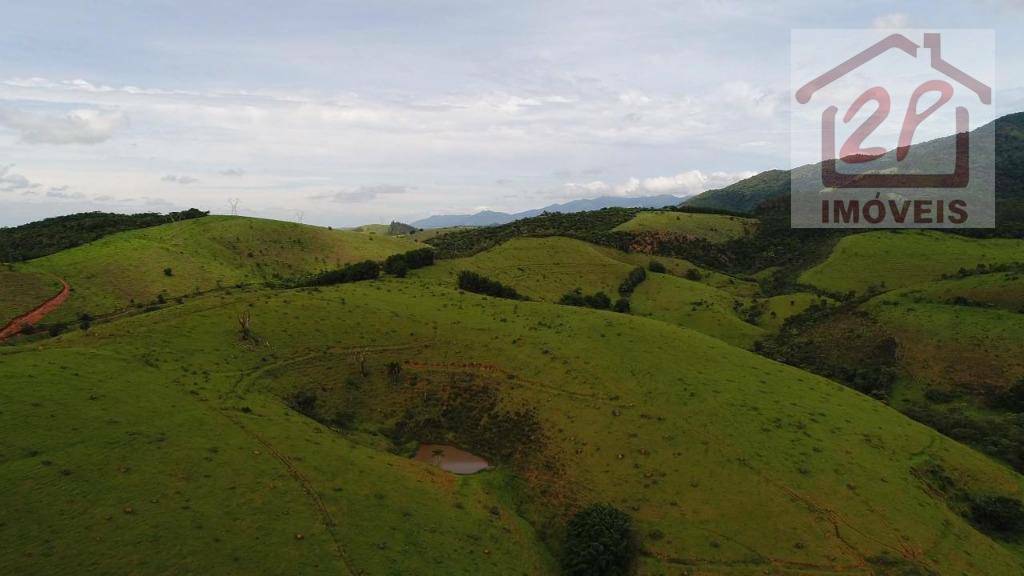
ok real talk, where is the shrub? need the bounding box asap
[289,390,318,417]
[403,247,435,269]
[995,379,1024,413]
[163,267,173,277]
[559,288,587,307]
[618,267,647,296]
[613,298,630,313]
[586,291,612,310]
[560,288,612,310]
[969,495,1024,536]
[648,260,666,273]
[383,254,409,277]
[684,268,703,281]
[457,271,526,300]
[563,504,634,576]
[306,260,381,286]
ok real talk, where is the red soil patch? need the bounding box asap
[0,278,70,341]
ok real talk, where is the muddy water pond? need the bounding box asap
[413,444,490,475]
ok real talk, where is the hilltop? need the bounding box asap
[685,112,1024,216]
[11,215,418,323]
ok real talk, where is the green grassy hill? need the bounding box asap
[418,236,634,301]
[799,231,1024,296]
[416,236,763,347]
[14,216,418,322]
[0,269,62,325]
[612,211,757,242]
[628,273,765,348]
[3,277,1024,575]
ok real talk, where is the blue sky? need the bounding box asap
[2,0,1023,226]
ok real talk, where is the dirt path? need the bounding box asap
[0,277,70,341]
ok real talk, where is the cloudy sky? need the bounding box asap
[2,0,1024,227]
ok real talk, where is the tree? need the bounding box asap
[384,254,409,277]
[457,271,525,300]
[969,495,1024,536]
[618,267,647,296]
[613,298,630,313]
[563,504,635,576]
[585,291,612,310]
[997,379,1024,412]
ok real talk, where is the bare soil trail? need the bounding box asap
[0,278,70,341]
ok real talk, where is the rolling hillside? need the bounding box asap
[0,269,62,326]
[612,211,757,242]
[13,216,418,322]
[3,276,1024,575]
[3,211,1024,576]
[799,231,1024,296]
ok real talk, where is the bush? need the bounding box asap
[586,291,612,310]
[457,271,526,300]
[563,504,634,576]
[289,390,318,418]
[648,260,666,273]
[383,254,409,277]
[383,248,435,278]
[560,289,611,310]
[618,267,647,296]
[163,267,173,277]
[403,247,435,269]
[969,495,1024,536]
[613,298,630,313]
[305,260,381,286]
[685,268,703,281]
[995,379,1024,412]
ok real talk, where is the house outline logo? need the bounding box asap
[795,32,991,189]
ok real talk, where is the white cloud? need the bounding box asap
[0,164,40,192]
[310,184,411,203]
[872,13,909,29]
[161,174,199,185]
[0,107,126,144]
[563,170,754,199]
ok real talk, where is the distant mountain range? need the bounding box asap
[411,195,684,229]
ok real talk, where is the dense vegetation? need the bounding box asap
[559,288,612,310]
[457,270,527,300]
[562,505,634,576]
[301,260,382,286]
[0,209,208,262]
[383,247,435,277]
[617,267,646,296]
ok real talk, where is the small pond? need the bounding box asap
[413,444,490,475]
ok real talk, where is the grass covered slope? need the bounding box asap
[17,215,418,322]
[800,231,1024,295]
[0,269,62,326]
[417,236,763,346]
[3,279,1024,574]
[628,273,765,348]
[419,236,635,301]
[612,211,757,242]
